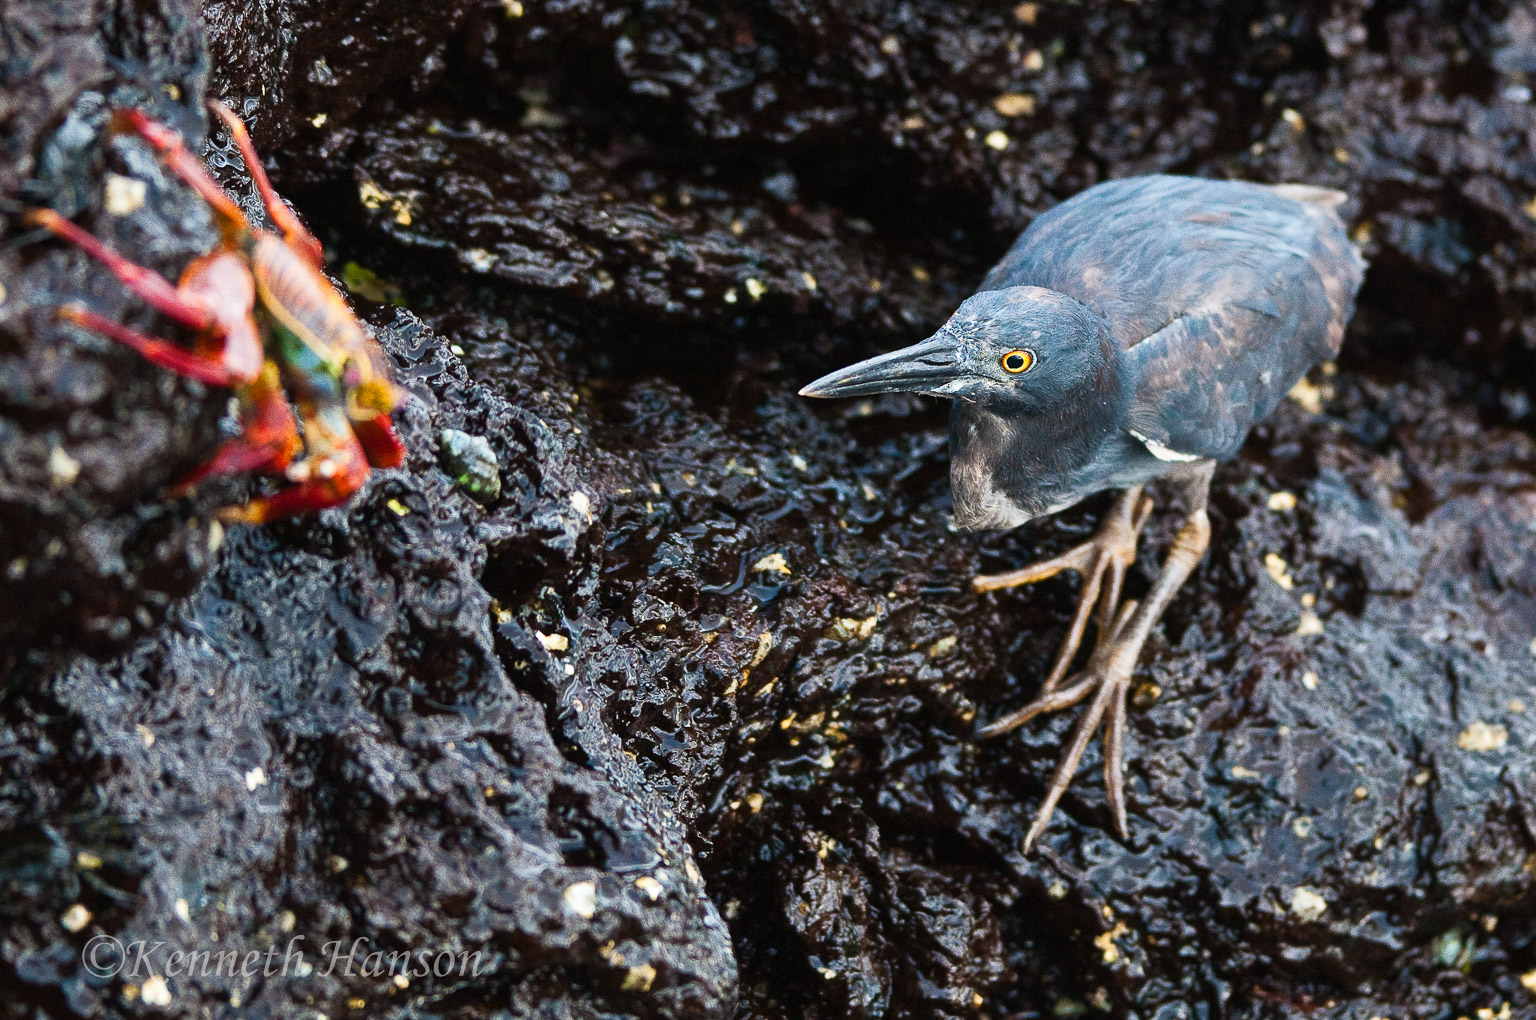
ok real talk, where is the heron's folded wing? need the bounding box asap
[1121,295,1326,463]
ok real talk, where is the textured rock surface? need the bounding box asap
[2,0,1534,1018]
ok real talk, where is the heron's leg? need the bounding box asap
[982,461,1215,853]
[973,486,1153,709]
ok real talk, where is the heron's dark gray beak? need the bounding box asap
[799,335,962,399]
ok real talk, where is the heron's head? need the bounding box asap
[799,286,1108,410]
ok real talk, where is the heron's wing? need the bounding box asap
[983,176,1365,356]
[1121,288,1328,463]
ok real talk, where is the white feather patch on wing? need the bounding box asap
[1129,428,1201,463]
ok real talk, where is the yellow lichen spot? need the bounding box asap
[347,998,367,1010]
[1295,612,1324,637]
[1290,887,1327,921]
[1353,786,1369,800]
[1510,699,1527,714]
[1093,921,1130,964]
[826,615,878,642]
[911,266,931,283]
[1231,765,1262,780]
[800,271,818,292]
[1281,108,1306,131]
[47,446,81,490]
[358,178,390,210]
[501,0,524,14]
[621,964,657,992]
[723,287,739,304]
[993,93,1037,117]
[1292,816,1312,838]
[311,112,328,128]
[1289,377,1326,413]
[1023,49,1045,72]
[984,130,1011,151]
[538,632,570,653]
[634,876,664,901]
[1267,490,1297,511]
[1522,969,1536,993]
[162,83,181,100]
[465,248,496,272]
[244,767,266,791]
[744,278,766,300]
[563,881,598,918]
[141,975,173,1007]
[753,552,791,576]
[387,498,410,516]
[1302,670,1319,690]
[879,35,901,56]
[1458,722,1508,752]
[75,851,103,871]
[104,174,147,216]
[745,792,764,812]
[1334,147,1351,163]
[1264,553,1294,590]
[570,490,593,521]
[1525,195,1536,221]
[927,635,958,659]
[1013,2,1039,25]
[60,904,92,932]
[750,630,774,668]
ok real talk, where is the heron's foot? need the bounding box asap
[976,599,1152,852]
[972,486,1153,699]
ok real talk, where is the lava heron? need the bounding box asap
[801,175,1365,851]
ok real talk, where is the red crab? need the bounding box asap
[25,100,405,524]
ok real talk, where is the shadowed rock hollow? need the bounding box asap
[1,0,1534,1017]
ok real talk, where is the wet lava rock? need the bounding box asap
[2,0,1535,1018]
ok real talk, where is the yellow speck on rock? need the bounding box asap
[141,975,172,1007]
[563,881,597,918]
[1093,921,1130,964]
[1267,490,1297,511]
[104,174,147,216]
[1290,887,1328,921]
[1264,553,1294,590]
[1458,721,1508,752]
[753,552,791,576]
[1288,376,1328,414]
[744,278,766,300]
[993,93,1037,117]
[1295,611,1324,637]
[984,130,1011,150]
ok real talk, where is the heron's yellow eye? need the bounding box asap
[1000,349,1034,374]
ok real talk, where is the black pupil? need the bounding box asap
[1005,353,1024,370]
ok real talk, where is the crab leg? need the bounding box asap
[172,364,302,494]
[56,306,243,387]
[25,210,219,334]
[218,405,371,524]
[205,100,324,268]
[110,108,251,240]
